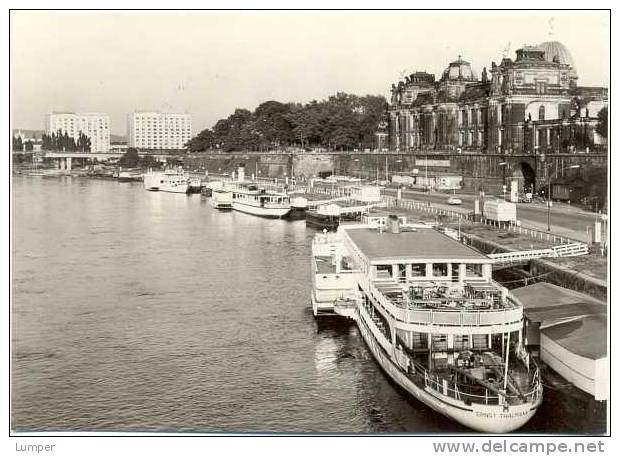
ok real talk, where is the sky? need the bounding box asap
[10,11,610,136]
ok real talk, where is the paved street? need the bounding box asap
[382,187,606,243]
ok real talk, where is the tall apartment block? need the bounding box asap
[127,111,192,150]
[46,112,111,152]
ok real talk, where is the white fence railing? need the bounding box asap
[489,242,589,265]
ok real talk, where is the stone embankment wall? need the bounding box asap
[529,258,607,301]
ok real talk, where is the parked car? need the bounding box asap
[447,196,463,205]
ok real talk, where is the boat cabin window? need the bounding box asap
[410,263,425,277]
[466,263,483,277]
[432,263,448,277]
[451,264,460,282]
[432,334,448,351]
[472,334,489,350]
[375,264,392,279]
[398,264,407,279]
[411,332,428,349]
[453,334,470,351]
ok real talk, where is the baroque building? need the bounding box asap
[388,42,607,155]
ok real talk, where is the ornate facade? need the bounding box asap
[388,42,607,154]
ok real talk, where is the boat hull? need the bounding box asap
[305,211,339,230]
[210,201,233,210]
[232,202,291,218]
[288,207,308,220]
[356,310,541,433]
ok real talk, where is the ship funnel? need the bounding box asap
[237,164,245,182]
[388,214,401,234]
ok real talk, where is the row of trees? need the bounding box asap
[117,148,178,169]
[40,129,91,152]
[185,92,388,153]
[12,136,34,151]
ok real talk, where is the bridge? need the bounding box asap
[42,151,175,170]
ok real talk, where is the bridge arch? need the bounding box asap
[510,162,536,193]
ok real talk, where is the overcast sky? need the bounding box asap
[11,11,609,136]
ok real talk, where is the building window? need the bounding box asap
[536,81,547,94]
[538,105,545,121]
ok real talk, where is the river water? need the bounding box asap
[11,176,599,433]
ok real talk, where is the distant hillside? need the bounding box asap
[13,129,126,143]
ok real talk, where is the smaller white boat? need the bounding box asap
[231,184,291,218]
[143,167,189,193]
[118,170,143,182]
[210,188,233,210]
[289,196,309,219]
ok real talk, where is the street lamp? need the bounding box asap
[546,164,580,231]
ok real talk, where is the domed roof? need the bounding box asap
[441,56,478,82]
[538,41,577,77]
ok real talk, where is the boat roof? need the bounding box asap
[512,283,606,324]
[541,314,607,360]
[344,227,489,263]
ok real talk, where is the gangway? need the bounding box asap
[488,243,589,266]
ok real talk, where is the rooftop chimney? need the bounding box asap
[388,214,400,234]
[237,164,245,182]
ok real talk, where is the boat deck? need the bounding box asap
[373,280,514,311]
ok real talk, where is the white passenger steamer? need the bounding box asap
[143,168,189,194]
[310,215,541,433]
[231,184,291,218]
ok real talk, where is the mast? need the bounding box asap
[503,331,511,391]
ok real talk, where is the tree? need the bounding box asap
[76,132,91,152]
[119,148,140,167]
[185,129,216,152]
[184,92,389,153]
[596,106,608,139]
[24,140,34,151]
[12,135,23,151]
[140,154,159,169]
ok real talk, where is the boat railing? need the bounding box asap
[365,280,522,327]
[403,354,541,406]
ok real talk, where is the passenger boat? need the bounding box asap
[187,177,203,194]
[289,196,309,219]
[118,170,143,182]
[143,168,189,193]
[210,188,233,210]
[231,184,291,218]
[202,180,224,197]
[310,215,542,432]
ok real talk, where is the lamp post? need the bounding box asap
[546,163,580,231]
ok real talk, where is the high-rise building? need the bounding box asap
[127,111,192,150]
[45,112,110,152]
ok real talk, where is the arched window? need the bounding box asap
[539,105,545,121]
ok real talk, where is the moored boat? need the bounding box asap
[230,184,291,218]
[118,169,143,182]
[289,196,309,219]
[187,177,203,194]
[210,188,233,210]
[143,167,189,193]
[310,215,542,432]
